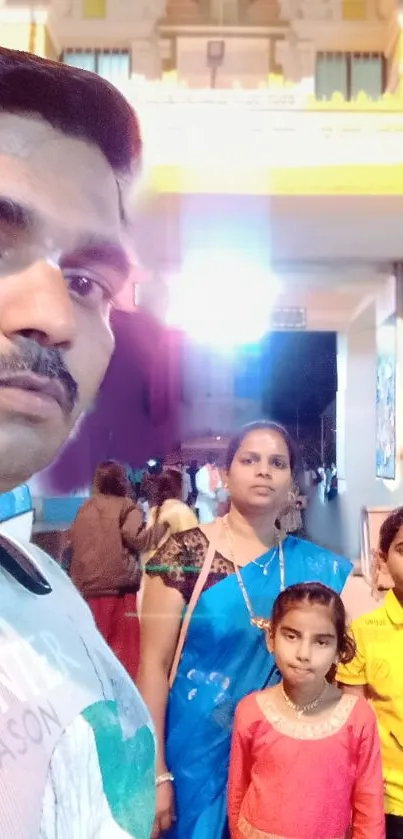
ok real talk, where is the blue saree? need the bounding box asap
[164,535,352,839]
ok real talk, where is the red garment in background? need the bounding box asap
[87,592,140,681]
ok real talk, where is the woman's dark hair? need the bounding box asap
[154,469,183,522]
[271,582,356,667]
[225,420,298,474]
[93,461,130,498]
[0,48,141,181]
[379,506,403,556]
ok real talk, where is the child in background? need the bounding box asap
[338,506,403,839]
[228,582,385,839]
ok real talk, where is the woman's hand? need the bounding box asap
[151,781,176,838]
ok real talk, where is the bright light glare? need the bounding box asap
[166,251,281,346]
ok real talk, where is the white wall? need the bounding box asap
[180,341,262,437]
[337,284,403,559]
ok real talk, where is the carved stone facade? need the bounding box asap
[64,0,166,23]
[277,0,341,20]
[131,36,162,77]
[163,0,204,24]
[2,0,395,86]
[244,0,281,24]
[46,0,167,75]
[275,32,316,85]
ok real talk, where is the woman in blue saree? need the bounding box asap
[138,421,352,839]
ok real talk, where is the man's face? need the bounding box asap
[0,113,131,490]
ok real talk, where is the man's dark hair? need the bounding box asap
[0,48,141,175]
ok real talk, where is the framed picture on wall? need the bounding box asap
[376,316,396,480]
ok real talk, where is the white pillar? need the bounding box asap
[131,37,161,79]
[336,303,377,559]
[337,279,403,561]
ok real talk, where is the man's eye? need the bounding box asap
[65,273,111,307]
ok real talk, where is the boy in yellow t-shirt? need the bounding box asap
[338,507,403,839]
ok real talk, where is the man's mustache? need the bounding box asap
[0,337,78,414]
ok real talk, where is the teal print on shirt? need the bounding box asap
[82,700,156,838]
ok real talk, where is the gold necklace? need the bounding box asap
[223,516,285,629]
[281,680,328,718]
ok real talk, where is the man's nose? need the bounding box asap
[0,261,76,347]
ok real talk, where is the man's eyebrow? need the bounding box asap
[0,196,35,230]
[0,200,131,279]
[60,235,131,278]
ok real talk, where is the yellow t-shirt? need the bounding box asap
[143,499,198,565]
[337,590,403,816]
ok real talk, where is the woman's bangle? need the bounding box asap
[156,771,174,787]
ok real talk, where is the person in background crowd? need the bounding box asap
[168,459,191,505]
[195,451,223,523]
[229,582,384,839]
[316,465,326,504]
[0,47,155,837]
[143,468,198,566]
[326,462,338,501]
[181,463,192,504]
[338,506,403,839]
[138,420,353,839]
[69,460,145,679]
[127,464,146,500]
[187,459,199,507]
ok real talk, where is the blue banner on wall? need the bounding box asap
[234,345,263,399]
[0,485,32,522]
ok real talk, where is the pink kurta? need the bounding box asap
[228,692,385,839]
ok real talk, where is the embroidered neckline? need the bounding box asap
[256,692,358,740]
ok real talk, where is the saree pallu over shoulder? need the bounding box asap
[164,537,352,839]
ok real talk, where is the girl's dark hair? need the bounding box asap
[225,420,298,474]
[379,506,403,555]
[271,582,356,667]
[93,460,130,498]
[153,469,183,523]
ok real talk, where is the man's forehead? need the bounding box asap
[0,112,121,235]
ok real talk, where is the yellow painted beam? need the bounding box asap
[342,0,366,19]
[148,163,403,196]
[83,0,106,18]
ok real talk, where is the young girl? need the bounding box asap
[228,582,385,839]
[338,507,403,839]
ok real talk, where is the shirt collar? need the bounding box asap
[384,589,403,625]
